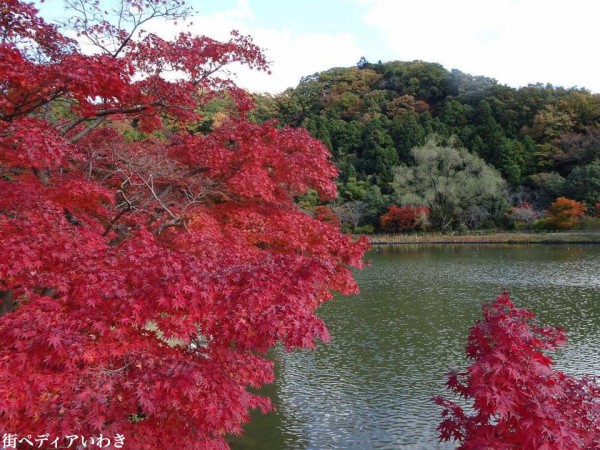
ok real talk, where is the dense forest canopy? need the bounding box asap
[250,59,600,232]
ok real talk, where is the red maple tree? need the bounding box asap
[0,1,368,448]
[434,292,600,449]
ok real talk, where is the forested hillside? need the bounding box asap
[249,59,600,232]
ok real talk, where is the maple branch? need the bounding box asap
[1,89,66,122]
[191,63,227,86]
[57,116,87,135]
[57,99,194,139]
[90,362,132,375]
[91,102,160,118]
[64,0,192,58]
[32,166,51,186]
[64,0,113,55]
[108,227,129,247]
[102,205,131,237]
[142,174,177,220]
[69,117,106,143]
[154,216,183,234]
[110,2,191,59]
[86,150,103,180]
[58,104,127,139]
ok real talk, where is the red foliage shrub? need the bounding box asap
[313,205,341,226]
[380,205,429,232]
[434,292,600,449]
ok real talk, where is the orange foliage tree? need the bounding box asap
[545,197,587,229]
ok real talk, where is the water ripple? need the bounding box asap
[233,245,600,449]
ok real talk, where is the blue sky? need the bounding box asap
[37,0,600,94]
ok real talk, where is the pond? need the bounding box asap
[230,245,600,449]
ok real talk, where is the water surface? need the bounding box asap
[231,245,600,449]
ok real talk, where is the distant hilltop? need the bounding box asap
[245,59,600,233]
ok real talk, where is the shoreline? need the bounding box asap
[365,231,600,245]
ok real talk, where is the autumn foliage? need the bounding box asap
[380,205,429,232]
[434,292,600,449]
[545,197,587,229]
[505,202,539,228]
[312,205,341,226]
[0,1,368,448]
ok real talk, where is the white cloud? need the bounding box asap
[239,30,363,93]
[36,0,600,93]
[150,2,363,94]
[360,0,600,92]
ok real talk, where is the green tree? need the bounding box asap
[565,159,600,205]
[362,184,390,227]
[360,118,397,185]
[530,172,566,204]
[339,176,368,201]
[392,137,507,231]
[329,91,362,120]
[389,111,426,162]
[475,99,506,164]
[303,116,333,151]
[382,60,449,103]
[440,99,472,130]
[498,138,528,184]
[521,135,538,173]
[249,93,281,124]
[327,118,363,159]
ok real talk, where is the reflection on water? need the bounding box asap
[231,245,600,449]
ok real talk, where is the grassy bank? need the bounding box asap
[367,231,600,245]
